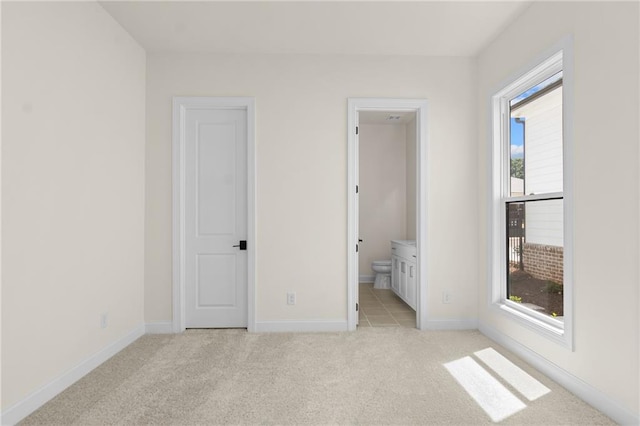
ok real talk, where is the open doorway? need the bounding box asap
[358,111,416,327]
[347,98,428,331]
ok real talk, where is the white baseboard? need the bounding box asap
[254,320,349,333]
[479,322,639,425]
[358,275,375,283]
[1,324,145,426]
[145,321,174,334]
[423,319,478,330]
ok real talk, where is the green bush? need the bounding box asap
[545,281,563,294]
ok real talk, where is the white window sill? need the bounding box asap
[491,301,572,350]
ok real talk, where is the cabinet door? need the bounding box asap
[391,256,400,293]
[406,260,417,310]
[400,260,407,299]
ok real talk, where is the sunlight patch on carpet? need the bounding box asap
[474,348,551,401]
[444,356,526,422]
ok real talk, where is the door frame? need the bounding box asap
[347,98,429,331]
[172,97,257,333]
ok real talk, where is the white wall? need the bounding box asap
[1,1,146,412]
[406,117,417,240]
[477,1,639,420]
[358,124,407,277]
[146,53,478,323]
[0,0,4,414]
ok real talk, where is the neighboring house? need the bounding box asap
[510,176,524,196]
[512,85,564,283]
[512,84,563,248]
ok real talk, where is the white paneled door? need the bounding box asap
[184,107,248,328]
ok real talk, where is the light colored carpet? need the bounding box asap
[21,328,613,425]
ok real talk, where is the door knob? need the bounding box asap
[359,239,363,243]
[233,240,247,250]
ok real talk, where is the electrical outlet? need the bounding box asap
[100,312,108,328]
[442,290,452,304]
[287,292,296,305]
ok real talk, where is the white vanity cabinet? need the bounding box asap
[391,240,417,311]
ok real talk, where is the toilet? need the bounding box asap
[371,260,392,289]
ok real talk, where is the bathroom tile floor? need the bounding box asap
[357,283,416,328]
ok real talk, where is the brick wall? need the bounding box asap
[522,243,563,284]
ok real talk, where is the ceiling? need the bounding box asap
[100,1,533,57]
[360,110,416,125]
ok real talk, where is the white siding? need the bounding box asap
[513,86,563,247]
[513,86,563,195]
[525,199,563,247]
[510,177,523,196]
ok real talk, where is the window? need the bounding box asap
[490,48,573,348]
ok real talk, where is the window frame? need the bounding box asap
[489,43,574,350]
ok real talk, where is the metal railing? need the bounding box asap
[507,202,525,270]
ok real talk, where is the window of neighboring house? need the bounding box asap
[491,48,573,348]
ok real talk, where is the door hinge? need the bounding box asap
[356,126,359,135]
[356,244,359,252]
[356,303,359,312]
[356,185,359,193]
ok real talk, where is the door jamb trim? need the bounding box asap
[172,96,257,332]
[347,98,429,331]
